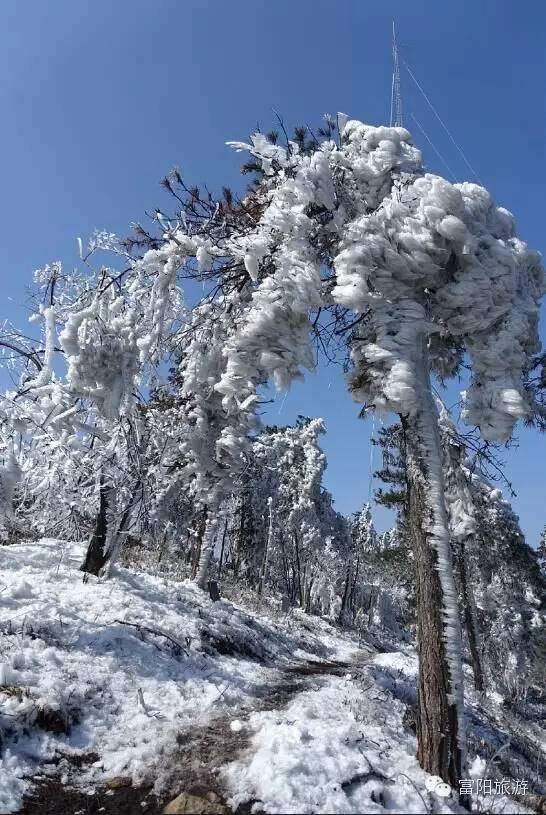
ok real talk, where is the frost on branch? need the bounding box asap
[216,141,336,412]
[223,120,544,443]
[56,236,191,418]
[334,170,544,442]
[59,293,141,419]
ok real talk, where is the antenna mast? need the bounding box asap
[390,21,403,127]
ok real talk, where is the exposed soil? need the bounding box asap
[19,780,161,815]
[18,655,370,815]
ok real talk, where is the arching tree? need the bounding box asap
[210,119,544,789]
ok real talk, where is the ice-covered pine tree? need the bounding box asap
[341,505,376,624]
[469,478,545,699]
[373,406,545,696]
[349,504,378,555]
[242,417,333,607]
[214,118,544,789]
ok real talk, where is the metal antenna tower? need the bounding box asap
[390,21,403,127]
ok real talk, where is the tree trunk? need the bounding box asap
[278,532,291,598]
[401,344,466,796]
[406,464,461,789]
[233,493,247,578]
[217,517,229,577]
[80,478,110,576]
[257,498,273,596]
[293,531,303,607]
[102,480,142,576]
[339,558,353,626]
[349,552,361,619]
[195,516,217,590]
[457,538,484,692]
[191,507,208,578]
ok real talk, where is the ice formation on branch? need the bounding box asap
[52,234,193,418]
[225,120,543,443]
[216,141,339,409]
[59,293,141,418]
[437,404,477,543]
[25,306,57,389]
[132,234,195,364]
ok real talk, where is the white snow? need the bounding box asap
[223,653,456,814]
[0,539,335,812]
[0,539,542,814]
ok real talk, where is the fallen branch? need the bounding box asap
[341,757,393,794]
[113,619,189,656]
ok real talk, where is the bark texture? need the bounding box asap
[403,409,463,796]
[457,538,484,692]
[80,480,110,576]
[195,517,217,590]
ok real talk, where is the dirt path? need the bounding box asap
[19,654,372,815]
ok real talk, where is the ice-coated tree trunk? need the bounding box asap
[195,517,218,590]
[101,480,142,578]
[401,342,466,795]
[406,462,462,789]
[0,450,22,542]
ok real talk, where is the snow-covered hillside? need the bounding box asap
[1,540,543,814]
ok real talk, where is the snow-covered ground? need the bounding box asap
[0,540,543,814]
[223,669,440,814]
[0,539,349,812]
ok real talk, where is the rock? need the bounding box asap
[162,790,228,814]
[106,775,132,790]
[35,704,70,734]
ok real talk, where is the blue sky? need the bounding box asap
[1,1,545,541]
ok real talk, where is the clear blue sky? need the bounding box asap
[1,1,545,541]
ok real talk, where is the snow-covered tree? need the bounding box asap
[210,117,544,787]
[469,480,545,700]
[0,234,192,574]
[373,406,545,698]
[344,505,411,637]
[222,416,346,607]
